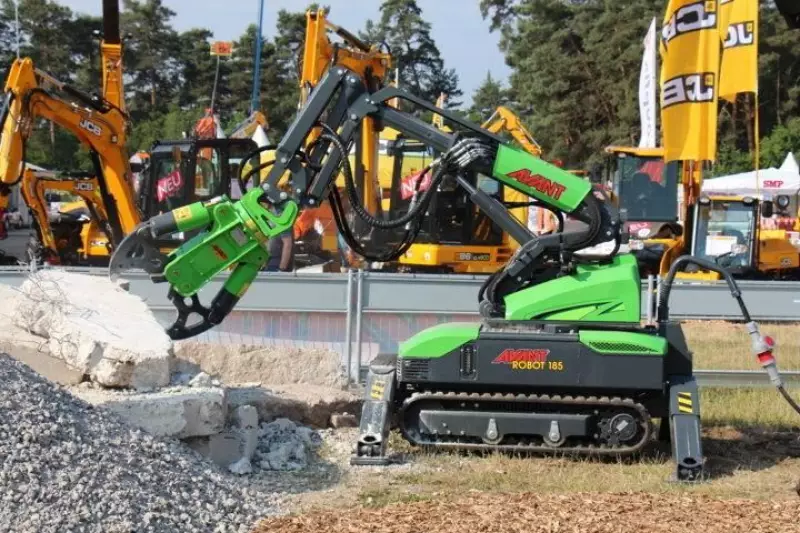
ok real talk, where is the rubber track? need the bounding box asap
[398,390,653,456]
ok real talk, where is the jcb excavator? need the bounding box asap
[0,0,239,266]
[0,55,140,265]
[0,0,137,265]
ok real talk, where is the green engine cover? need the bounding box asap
[504,253,642,323]
[399,322,480,359]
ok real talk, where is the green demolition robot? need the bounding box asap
[109,65,773,482]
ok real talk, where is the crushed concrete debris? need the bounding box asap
[0,353,284,533]
[256,418,324,471]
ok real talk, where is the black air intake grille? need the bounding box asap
[398,359,430,381]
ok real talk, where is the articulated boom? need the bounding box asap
[109,66,620,340]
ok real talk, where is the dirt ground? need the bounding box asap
[251,386,800,533]
[254,492,800,533]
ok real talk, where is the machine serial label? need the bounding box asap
[506,169,566,201]
[492,349,564,371]
[457,252,490,261]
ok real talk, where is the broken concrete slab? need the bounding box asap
[184,404,261,472]
[72,386,227,439]
[173,342,348,390]
[8,270,173,390]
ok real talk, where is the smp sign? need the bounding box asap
[764,180,784,188]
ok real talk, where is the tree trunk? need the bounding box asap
[744,94,755,155]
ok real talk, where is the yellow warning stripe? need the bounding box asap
[677,392,693,413]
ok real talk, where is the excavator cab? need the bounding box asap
[690,195,759,276]
[138,137,258,244]
[604,146,683,276]
[384,134,508,273]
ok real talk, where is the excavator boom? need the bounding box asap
[0,58,139,258]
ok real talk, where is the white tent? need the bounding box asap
[701,152,800,198]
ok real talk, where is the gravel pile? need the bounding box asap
[0,354,285,533]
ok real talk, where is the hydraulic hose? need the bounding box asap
[315,120,447,230]
[658,254,800,417]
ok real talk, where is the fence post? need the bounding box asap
[655,274,662,320]
[344,268,354,384]
[355,268,364,383]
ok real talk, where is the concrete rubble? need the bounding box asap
[0,270,360,481]
[1,271,172,391]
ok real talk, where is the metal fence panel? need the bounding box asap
[3,265,800,383]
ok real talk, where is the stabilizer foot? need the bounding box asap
[351,353,397,467]
[668,374,705,483]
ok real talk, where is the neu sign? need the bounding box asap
[156,170,183,202]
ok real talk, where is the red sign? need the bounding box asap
[764,180,783,188]
[400,169,432,200]
[507,169,567,200]
[156,169,183,202]
[210,41,234,56]
[492,349,550,364]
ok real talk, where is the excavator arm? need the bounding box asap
[109,66,620,340]
[0,58,139,249]
[481,106,542,158]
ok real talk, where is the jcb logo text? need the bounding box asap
[662,1,717,46]
[662,73,715,108]
[724,21,754,48]
[79,119,102,136]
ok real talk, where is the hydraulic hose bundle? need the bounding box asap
[659,255,800,417]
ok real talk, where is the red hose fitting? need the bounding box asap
[747,322,783,387]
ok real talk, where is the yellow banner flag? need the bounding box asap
[659,0,722,163]
[718,0,758,100]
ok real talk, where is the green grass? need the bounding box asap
[683,321,800,370]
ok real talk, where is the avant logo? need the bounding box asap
[79,119,102,137]
[506,169,567,201]
[492,349,550,365]
[662,1,717,46]
[724,21,755,48]
[662,73,715,108]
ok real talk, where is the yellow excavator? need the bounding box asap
[0,0,138,265]
[388,104,544,273]
[0,55,140,265]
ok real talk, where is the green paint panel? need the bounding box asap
[579,330,667,356]
[174,202,211,232]
[492,144,591,212]
[504,253,641,323]
[164,190,300,297]
[399,322,480,359]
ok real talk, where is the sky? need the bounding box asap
[56,0,513,108]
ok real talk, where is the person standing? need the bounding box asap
[265,203,295,272]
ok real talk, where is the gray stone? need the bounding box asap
[228,457,253,475]
[72,387,227,439]
[330,412,357,428]
[234,405,259,460]
[189,371,214,388]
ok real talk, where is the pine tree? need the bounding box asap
[365,0,462,110]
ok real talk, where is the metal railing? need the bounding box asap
[2,265,800,383]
